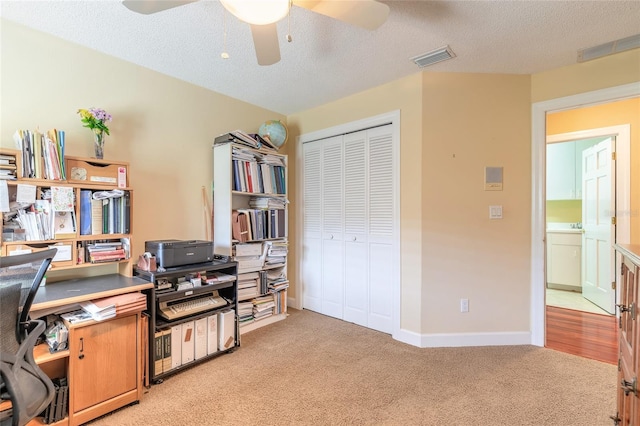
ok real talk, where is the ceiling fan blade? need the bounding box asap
[293,0,389,30]
[122,0,198,15]
[250,24,281,66]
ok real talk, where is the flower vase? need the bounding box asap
[93,132,105,160]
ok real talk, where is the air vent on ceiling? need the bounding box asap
[411,45,456,68]
[578,33,640,63]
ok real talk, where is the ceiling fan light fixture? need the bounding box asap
[410,45,456,68]
[220,0,290,25]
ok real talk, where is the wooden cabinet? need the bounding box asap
[546,231,582,290]
[69,314,140,422]
[614,244,640,425]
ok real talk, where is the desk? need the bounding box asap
[32,274,152,313]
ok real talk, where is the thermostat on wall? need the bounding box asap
[484,166,503,191]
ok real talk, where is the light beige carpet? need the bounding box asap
[89,308,616,426]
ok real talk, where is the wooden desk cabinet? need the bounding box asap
[68,312,143,426]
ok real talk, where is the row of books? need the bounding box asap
[232,159,286,195]
[79,190,131,236]
[153,310,235,375]
[13,129,66,180]
[238,288,288,327]
[231,146,286,194]
[0,152,18,180]
[232,208,286,243]
[85,241,126,263]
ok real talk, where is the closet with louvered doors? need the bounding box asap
[301,124,397,334]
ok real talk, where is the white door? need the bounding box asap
[301,141,322,313]
[581,137,615,314]
[343,130,368,327]
[321,136,345,319]
[366,126,395,333]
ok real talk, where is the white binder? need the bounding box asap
[218,310,235,350]
[170,324,182,369]
[181,320,195,364]
[194,317,208,360]
[207,314,218,355]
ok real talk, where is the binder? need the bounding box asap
[170,324,182,369]
[79,190,92,235]
[181,320,195,364]
[162,328,172,372]
[194,317,208,360]
[218,310,235,350]
[207,314,218,355]
[90,198,102,235]
[154,330,163,375]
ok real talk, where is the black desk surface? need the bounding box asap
[32,274,153,313]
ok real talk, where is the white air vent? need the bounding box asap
[411,45,456,68]
[578,34,640,63]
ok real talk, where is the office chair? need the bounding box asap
[0,249,57,426]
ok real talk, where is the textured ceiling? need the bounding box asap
[2,1,640,115]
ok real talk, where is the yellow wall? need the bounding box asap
[420,73,532,333]
[0,20,285,265]
[546,98,640,242]
[532,49,640,103]
[546,200,582,223]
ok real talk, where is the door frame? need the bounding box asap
[531,83,639,346]
[295,110,401,338]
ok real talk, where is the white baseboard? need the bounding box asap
[394,329,532,348]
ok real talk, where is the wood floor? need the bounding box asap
[545,305,618,364]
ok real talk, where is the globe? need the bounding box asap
[258,120,288,149]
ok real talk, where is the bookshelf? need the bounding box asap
[0,148,144,426]
[0,151,133,277]
[213,140,289,335]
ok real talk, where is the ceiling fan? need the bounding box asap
[122,0,390,66]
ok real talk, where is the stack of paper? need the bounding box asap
[253,295,275,321]
[79,301,116,321]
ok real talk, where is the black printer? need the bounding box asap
[145,240,213,269]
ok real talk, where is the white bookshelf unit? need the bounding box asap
[213,140,288,334]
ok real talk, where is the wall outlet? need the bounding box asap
[460,298,469,313]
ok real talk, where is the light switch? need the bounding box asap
[489,205,503,219]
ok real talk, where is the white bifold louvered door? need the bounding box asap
[302,124,395,333]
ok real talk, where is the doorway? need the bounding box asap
[530,83,639,348]
[545,132,617,316]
